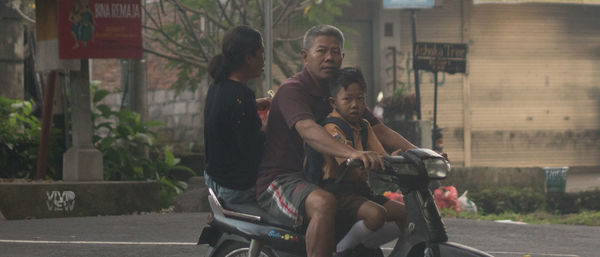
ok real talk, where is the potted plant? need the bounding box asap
[380,88,417,123]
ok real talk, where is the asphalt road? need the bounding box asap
[1,213,598,257]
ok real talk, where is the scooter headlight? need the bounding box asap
[423,158,450,179]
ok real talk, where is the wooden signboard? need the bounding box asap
[414,42,468,74]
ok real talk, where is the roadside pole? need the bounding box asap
[432,71,439,151]
[63,59,103,181]
[411,10,422,120]
[264,0,272,93]
[35,71,57,180]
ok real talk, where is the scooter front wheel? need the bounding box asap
[213,241,276,257]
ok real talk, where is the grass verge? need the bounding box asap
[440,209,600,226]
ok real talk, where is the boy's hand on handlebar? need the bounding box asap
[348,151,384,171]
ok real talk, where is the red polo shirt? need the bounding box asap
[256,67,380,195]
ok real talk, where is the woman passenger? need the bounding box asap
[204,25,269,204]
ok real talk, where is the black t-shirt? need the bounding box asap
[204,79,264,190]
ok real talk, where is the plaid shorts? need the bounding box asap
[256,172,320,229]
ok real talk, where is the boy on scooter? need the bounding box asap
[311,67,407,256]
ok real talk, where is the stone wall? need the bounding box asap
[0,4,24,100]
[99,87,207,146]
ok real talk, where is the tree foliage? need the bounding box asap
[142,0,350,92]
[5,0,35,24]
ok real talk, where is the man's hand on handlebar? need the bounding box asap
[436,151,449,161]
[348,150,384,171]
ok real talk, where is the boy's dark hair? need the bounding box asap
[208,25,263,82]
[329,67,367,97]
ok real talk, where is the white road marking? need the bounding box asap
[493,219,529,225]
[381,248,579,257]
[0,239,197,246]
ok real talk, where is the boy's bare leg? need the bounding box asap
[356,200,405,249]
[337,200,387,252]
[383,199,407,229]
[357,201,387,230]
[304,189,337,257]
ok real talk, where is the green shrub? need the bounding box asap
[455,187,600,215]
[91,86,195,208]
[468,186,546,214]
[546,190,600,214]
[0,97,39,178]
[0,97,64,179]
[1,87,195,207]
[441,209,600,226]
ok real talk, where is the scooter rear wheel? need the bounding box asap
[213,241,276,257]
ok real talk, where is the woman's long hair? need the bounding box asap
[208,25,263,82]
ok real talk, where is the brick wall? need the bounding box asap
[91,55,176,91]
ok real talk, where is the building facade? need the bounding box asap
[366,0,600,168]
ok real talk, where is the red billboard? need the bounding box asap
[58,0,142,59]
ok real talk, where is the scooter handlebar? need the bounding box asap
[344,155,409,169]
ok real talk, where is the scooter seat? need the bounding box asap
[224,201,298,231]
[203,190,306,252]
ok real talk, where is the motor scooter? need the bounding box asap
[198,149,494,257]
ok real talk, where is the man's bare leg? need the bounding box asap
[304,189,337,257]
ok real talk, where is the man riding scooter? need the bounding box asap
[254,24,420,257]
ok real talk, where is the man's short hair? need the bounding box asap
[303,24,345,51]
[330,67,367,97]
